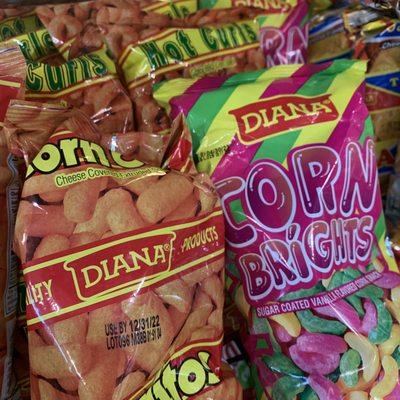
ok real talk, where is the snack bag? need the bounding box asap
[25,46,134,136]
[0,44,26,399]
[5,101,226,400]
[257,0,309,67]
[308,9,354,63]
[354,20,400,199]
[36,0,198,61]
[118,20,264,133]
[154,59,400,399]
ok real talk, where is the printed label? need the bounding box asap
[26,48,115,95]
[0,13,42,41]
[217,138,379,305]
[138,348,221,400]
[230,94,339,144]
[24,211,224,327]
[121,21,259,87]
[26,132,153,178]
[13,29,57,61]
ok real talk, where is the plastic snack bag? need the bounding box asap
[25,46,134,136]
[354,19,400,199]
[118,20,264,134]
[154,59,400,399]
[5,101,226,400]
[256,0,309,67]
[0,44,26,399]
[308,8,354,64]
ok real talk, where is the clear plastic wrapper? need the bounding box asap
[0,44,26,399]
[154,59,400,399]
[5,101,227,400]
[25,46,134,136]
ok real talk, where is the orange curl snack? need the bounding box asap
[6,101,226,400]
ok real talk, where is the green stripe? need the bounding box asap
[187,69,267,155]
[359,116,374,144]
[374,213,386,238]
[252,62,351,164]
[297,60,353,96]
[253,129,301,162]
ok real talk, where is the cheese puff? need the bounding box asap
[175,289,213,347]
[69,232,99,248]
[33,234,70,260]
[164,193,199,222]
[137,172,194,223]
[112,371,146,400]
[38,379,77,400]
[64,178,107,223]
[74,188,131,237]
[78,350,125,400]
[107,198,146,234]
[155,279,194,313]
[122,292,174,373]
[182,258,224,287]
[30,343,93,379]
[40,188,68,203]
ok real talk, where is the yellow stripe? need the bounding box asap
[197,64,303,174]
[25,209,222,273]
[119,28,177,64]
[0,79,20,88]
[27,248,224,325]
[282,63,365,169]
[26,75,114,99]
[128,43,259,89]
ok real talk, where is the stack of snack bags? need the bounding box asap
[0,0,399,399]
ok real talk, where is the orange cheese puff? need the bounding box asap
[136,172,193,223]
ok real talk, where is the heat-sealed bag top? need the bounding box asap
[0,44,26,399]
[154,60,400,399]
[5,100,227,400]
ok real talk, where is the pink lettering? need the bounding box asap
[246,160,295,232]
[292,146,340,217]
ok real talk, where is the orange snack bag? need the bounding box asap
[5,101,226,400]
[0,44,26,399]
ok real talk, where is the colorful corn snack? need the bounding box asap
[0,44,26,399]
[5,100,225,400]
[25,46,134,136]
[154,59,400,399]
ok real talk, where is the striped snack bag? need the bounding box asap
[154,60,400,399]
